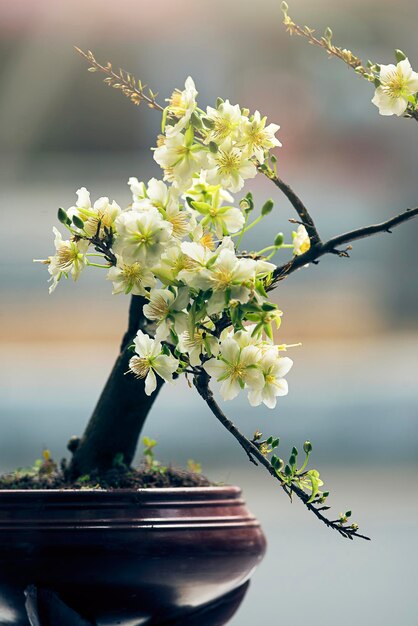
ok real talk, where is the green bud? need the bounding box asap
[72,215,85,230]
[261,199,274,216]
[270,154,277,164]
[395,49,407,63]
[289,455,296,467]
[303,441,312,454]
[216,97,224,109]
[202,116,215,129]
[284,464,292,477]
[345,510,352,518]
[58,208,70,225]
[209,141,218,153]
[239,199,251,212]
[274,232,284,247]
[291,446,298,456]
[266,436,273,445]
[272,438,280,449]
[323,491,329,498]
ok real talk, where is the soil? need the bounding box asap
[0,464,213,490]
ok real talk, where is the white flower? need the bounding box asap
[247,352,293,409]
[166,76,198,137]
[130,177,179,212]
[203,337,263,401]
[106,255,156,295]
[202,249,258,314]
[207,140,257,193]
[178,241,215,289]
[183,170,234,205]
[47,227,89,293]
[68,188,121,238]
[129,330,179,395]
[153,131,208,190]
[113,208,173,264]
[292,225,310,256]
[143,288,189,341]
[205,100,243,145]
[178,320,220,366]
[238,111,281,163]
[190,187,245,237]
[372,59,418,116]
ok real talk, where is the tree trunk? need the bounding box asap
[68,295,163,478]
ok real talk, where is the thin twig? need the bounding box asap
[75,47,164,111]
[270,206,418,286]
[193,370,370,540]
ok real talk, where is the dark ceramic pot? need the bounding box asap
[0,486,266,625]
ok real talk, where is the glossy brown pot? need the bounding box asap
[0,486,266,625]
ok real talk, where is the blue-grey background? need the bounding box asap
[0,1,417,624]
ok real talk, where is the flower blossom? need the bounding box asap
[68,187,121,238]
[247,350,293,409]
[238,110,281,163]
[129,330,179,395]
[113,208,173,264]
[292,225,310,256]
[47,227,89,294]
[166,76,198,137]
[372,58,418,116]
[106,255,156,295]
[207,140,257,192]
[143,287,189,341]
[203,337,264,401]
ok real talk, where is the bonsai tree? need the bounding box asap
[35,3,418,541]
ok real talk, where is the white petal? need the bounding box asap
[203,358,227,380]
[145,369,157,396]
[220,378,241,401]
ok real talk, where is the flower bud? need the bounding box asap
[216,97,224,109]
[209,141,218,153]
[395,49,407,63]
[303,441,312,454]
[261,199,274,216]
[274,232,284,247]
[58,208,71,226]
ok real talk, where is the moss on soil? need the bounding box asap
[0,464,212,490]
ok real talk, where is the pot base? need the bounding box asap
[0,487,266,625]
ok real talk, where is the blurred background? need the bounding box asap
[1,0,417,624]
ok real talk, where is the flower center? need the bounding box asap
[56,244,79,270]
[216,149,241,174]
[129,356,150,379]
[384,70,408,98]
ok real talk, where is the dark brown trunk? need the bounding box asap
[68,295,163,478]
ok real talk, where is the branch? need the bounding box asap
[193,370,369,541]
[263,169,321,245]
[271,206,418,285]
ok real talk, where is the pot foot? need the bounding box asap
[24,586,94,626]
[146,581,250,626]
